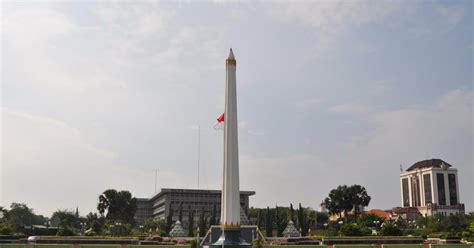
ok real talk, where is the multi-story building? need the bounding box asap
[399,159,465,217]
[134,188,255,227]
[135,198,152,226]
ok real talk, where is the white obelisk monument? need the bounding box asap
[211,49,250,248]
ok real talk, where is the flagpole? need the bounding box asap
[198,125,200,189]
[154,169,158,194]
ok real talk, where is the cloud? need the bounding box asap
[239,89,473,210]
[291,97,324,108]
[336,89,473,208]
[328,103,373,115]
[261,1,409,50]
[0,108,202,215]
[435,4,466,32]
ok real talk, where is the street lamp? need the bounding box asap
[115,222,122,236]
[323,223,329,244]
[337,221,343,236]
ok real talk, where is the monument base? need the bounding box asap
[209,229,251,248]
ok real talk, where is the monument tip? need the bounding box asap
[228,48,235,60]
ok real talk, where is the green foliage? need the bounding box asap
[209,204,217,226]
[297,203,309,236]
[289,204,295,223]
[253,236,264,248]
[275,206,287,237]
[198,207,207,237]
[165,209,173,234]
[189,239,197,248]
[265,207,273,237]
[416,213,469,235]
[0,224,13,235]
[379,222,402,236]
[97,189,137,225]
[178,203,183,223]
[86,212,104,235]
[187,205,194,237]
[357,214,383,229]
[324,185,371,220]
[57,227,75,236]
[339,223,367,236]
[52,209,82,234]
[4,203,46,232]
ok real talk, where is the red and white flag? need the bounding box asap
[214,113,224,130]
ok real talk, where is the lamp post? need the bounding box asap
[197,227,200,248]
[116,222,122,236]
[80,222,86,236]
[323,223,329,245]
[337,221,343,236]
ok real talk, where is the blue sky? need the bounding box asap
[1,1,472,216]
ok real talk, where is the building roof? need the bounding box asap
[367,209,392,219]
[393,207,420,214]
[406,159,452,172]
[150,188,256,201]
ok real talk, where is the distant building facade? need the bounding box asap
[134,188,255,227]
[399,159,465,217]
[135,198,152,226]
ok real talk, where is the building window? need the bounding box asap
[437,173,446,205]
[423,174,432,204]
[448,174,457,205]
[402,178,409,207]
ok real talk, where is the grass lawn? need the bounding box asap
[0,244,25,248]
[382,245,423,248]
[130,246,190,248]
[430,245,472,248]
[333,245,376,248]
[263,246,326,248]
[33,244,72,248]
[79,245,121,248]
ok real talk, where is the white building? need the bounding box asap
[399,159,465,217]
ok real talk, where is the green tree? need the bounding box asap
[357,213,384,229]
[86,212,104,235]
[178,203,183,222]
[187,205,194,237]
[143,218,160,234]
[324,185,371,220]
[315,212,329,227]
[198,207,207,237]
[52,209,81,235]
[265,207,273,237]
[349,185,371,215]
[379,222,402,236]
[257,209,264,229]
[97,189,137,225]
[275,206,287,237]
[7,203,43,232]
[209,204,217,226]
[298,203,308,236]
[340,223,365,236]
[165,208,173,234]
[290,203,295,223]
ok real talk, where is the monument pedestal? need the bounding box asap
[209,229,251,248]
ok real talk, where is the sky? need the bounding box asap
[1,0,473,217]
